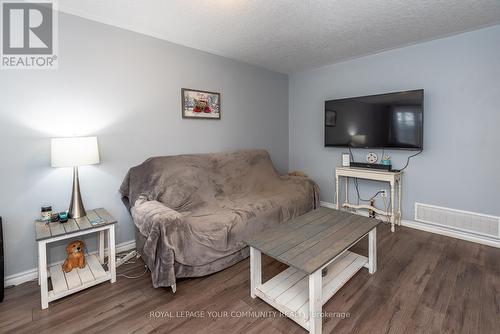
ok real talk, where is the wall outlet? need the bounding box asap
[380,190,387,198]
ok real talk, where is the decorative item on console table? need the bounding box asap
[342,153,350,167]
[366,152,378,164]
[381,154,391,166]
[40,206,53,221]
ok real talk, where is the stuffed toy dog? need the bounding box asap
[62,240,86,273]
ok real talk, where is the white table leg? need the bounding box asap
[98,230,105,264]
[309,270,322,334]
[37,244,41,286]
[108,225,116,283]
[390,180,396,232]
[250,247,261,298]
[398,175,402,226]
[368,228,377,274]
[38,241,48,309]
[344,176,349,207]
[335,175,340,210]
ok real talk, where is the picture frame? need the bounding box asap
[181,88,221,120]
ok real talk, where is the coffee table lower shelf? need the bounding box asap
[253,251,367,330]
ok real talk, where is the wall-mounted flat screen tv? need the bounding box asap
[325,89,424,150]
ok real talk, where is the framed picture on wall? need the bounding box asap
[181,88,221,120]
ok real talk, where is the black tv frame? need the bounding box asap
[324,89,424,151]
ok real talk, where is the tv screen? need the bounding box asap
[325,89,423,150]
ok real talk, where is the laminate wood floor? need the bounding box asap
[1,224,499,334]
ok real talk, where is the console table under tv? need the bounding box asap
[335,167,402,232]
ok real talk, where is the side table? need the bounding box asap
[35,208,116,309]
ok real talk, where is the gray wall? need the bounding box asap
[290,25,500,220]
[0,14,289,278]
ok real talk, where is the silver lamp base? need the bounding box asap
[69,166,86,218]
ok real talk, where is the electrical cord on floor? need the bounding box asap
[104,250,137,266]
[118,265,148,279]
[114,250,149,279]
[101,250,149,279]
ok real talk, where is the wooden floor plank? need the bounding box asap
[1,224,499,334]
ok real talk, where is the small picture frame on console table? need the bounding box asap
[181,88,221,120]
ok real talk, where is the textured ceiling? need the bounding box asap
[58,0,500,73]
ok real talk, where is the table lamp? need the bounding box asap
[51,136,100,218]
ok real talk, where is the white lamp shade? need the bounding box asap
[51,136,100,167]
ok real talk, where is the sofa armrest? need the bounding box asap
[130,197,181,289]
[131,197,183,237]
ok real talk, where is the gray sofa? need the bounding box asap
[120,149,319,289]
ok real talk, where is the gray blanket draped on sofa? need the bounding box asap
[120,150,319,288]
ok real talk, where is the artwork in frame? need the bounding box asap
[182,88,221,120]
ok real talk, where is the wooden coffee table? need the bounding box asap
[244,207,380,334]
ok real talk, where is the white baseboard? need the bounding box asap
[320,201,336,209]
[4,239,136,287]
[401,219,500,248]
[320,201,500,248]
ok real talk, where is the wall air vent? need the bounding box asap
[415,202,500,239]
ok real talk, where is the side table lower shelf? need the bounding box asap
[48,254,110,302]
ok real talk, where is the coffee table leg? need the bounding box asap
[250,247,261,298]
[309,270,322,334]
[368,228,377,274]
